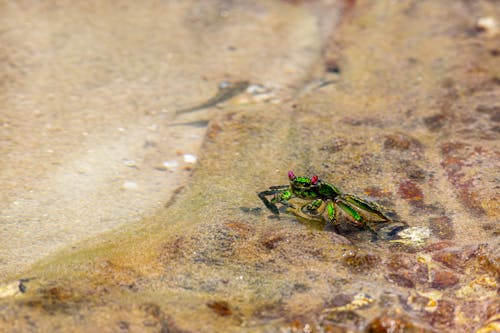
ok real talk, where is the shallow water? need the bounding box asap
[1,0,499,332]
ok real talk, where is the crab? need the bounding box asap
[258,171,400,235]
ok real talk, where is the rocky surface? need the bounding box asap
[0,0,498,332]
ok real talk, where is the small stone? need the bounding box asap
[183,154,197,163]
[123,159,137,167]
[162,160,179,171]
[122,181,138,190]
[476,17,499,37]
[341,249,380,273]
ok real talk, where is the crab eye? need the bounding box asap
[288,170,295,180]
[311,175,318,185]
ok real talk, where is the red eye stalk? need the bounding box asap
[311,175,319,185]
[288,170,295,180]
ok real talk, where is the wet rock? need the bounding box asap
[386,254,414,271]
[424,299,455,329]
[428,216,455,240]
[415,262,430,285]
[206,300,232,317]
[365,314,433,333]
[477,252,500,278]
[424,241,452,252]
[341,249,380,273]
[432,245,482,273]
[430,270,459,290]
[386,273,416,288]
[397,180,424,206]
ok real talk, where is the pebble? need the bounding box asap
[476,17,498,37]
[162,160,179,170]
[123,159,136,167]
[122,181,138,190]
[183,154,197,164]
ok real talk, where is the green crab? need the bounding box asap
[258,171,401,235]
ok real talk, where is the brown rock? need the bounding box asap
[430,270,459,290]
[424,300,455,328]
[386,273,416,288]
[342,249,380,273]
[432,246,481,272]
[366,314,433,333]
[398,180,424,205]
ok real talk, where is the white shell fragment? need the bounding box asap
[162,160,179,171]
[391,226,431,246]
[0,279,29,298]
[183,154,197,164]
[476,17,499,37]
[122,181,139,190]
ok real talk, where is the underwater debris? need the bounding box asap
[390,226,431,246]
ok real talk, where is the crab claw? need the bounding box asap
[311,175,319,185]
[288,170,295,180]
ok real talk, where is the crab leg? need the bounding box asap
[269,185,290,190]
[326,201,337,224]
[258,188,285,216]
[342,194,391,221]
[335,200,362,222]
